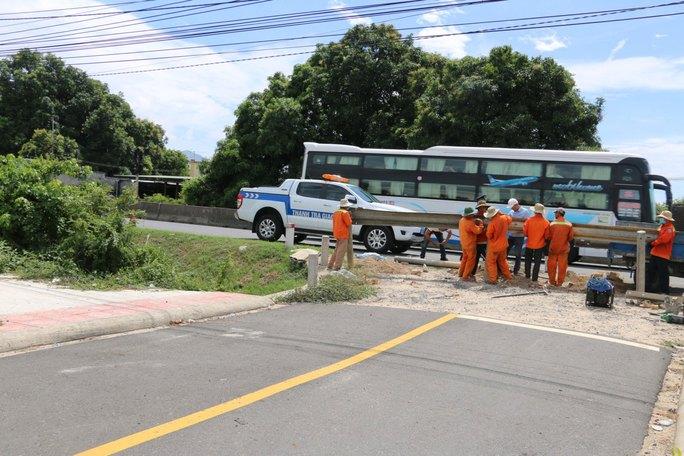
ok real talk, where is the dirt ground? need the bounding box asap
[351,258,684,455]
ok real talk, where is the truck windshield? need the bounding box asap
[348,185,379,203]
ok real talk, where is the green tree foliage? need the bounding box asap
[0,155,137,272]
[155,149,190,175]
[188,25,603,207]
[0,50,187,175]
[18,129,80,159]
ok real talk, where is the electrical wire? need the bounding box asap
[87,8,684,76]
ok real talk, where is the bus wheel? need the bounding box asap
[363,226,392,253]
[568,246,581,264]
[390,242,411,254]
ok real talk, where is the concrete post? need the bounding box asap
[320,235,330,266]
[346,225,354,268]
[285,224,295,248]
[307,254,318,288]
[636,230,646,293]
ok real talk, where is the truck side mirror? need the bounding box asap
[346,196,358,205]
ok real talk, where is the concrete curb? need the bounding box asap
[0,294,273,354]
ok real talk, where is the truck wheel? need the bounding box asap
[568,246,581,264]
[362,226,392,253]
[390,242,411,254]
[294,234,307,244]
[255,212,284,242]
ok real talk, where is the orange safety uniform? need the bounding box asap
[651,221,675,260]
[523,214,550,249]
[546,217,574,286]
[332,209,352,240]
[485,213,513,283]
[476,212,488,245]
[459,217,484,279]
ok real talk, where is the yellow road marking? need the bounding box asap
[76,313,457,455]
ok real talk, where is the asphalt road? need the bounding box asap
[136,219,684,289]
[0,304,669,455]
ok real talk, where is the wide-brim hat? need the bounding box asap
[507,198,519,208]
[657,210,675,222]
[476,199,489,208]
[339,198,352,208]
[533,203,545,214]
[463,207,475,216]
[484,206,499,219]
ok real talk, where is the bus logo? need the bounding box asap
[487,175,539,187]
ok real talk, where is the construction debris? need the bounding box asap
[493,288,550,299]
[289,249,319,262]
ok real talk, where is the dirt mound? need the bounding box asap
[354,258,414,276]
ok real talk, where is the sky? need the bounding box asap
[1,0,683,198]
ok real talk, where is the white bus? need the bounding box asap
[302,142,673,260]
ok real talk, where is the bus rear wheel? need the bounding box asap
[362,226,392,253]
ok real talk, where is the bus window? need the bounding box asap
[546,164,611,180]
[325,155,361,166]
[362,179,416,197]
[543,190,609,210]
[480,187,541,206]
[420,157,477,173]
[481,160,542,177]
[311,154,326,166]
[364,155,418,171]
[418,183,476,200]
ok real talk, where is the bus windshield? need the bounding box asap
[348,185,379,203]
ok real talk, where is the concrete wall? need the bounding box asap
[135,202,250,229]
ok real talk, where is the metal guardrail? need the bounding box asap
[350,208,659,245]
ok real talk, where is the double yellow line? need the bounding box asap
[77,313,457,455]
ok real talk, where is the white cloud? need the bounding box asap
[1,1,309,156]
[569,56,684,92]
[524,34,567,53]
[329,0,372,26]
[608,39,627,60]
[608,138,684,191]
[415,26,470,58]
[418,9,450,25]
[655,33,668,39]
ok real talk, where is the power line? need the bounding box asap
[63,1,684,66]
[0,0,158,16]
[0,0,435,46]
[0,0,501,52]
[88,8,684,76]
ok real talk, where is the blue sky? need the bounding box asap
[3,0,683,198]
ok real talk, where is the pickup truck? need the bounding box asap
[236,178,420,253]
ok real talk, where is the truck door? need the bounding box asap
[290,182,326,232]
[320,184,356,233]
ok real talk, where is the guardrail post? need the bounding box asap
[346,225,354,267]
[320,235,330,266]
[636,230,646,292]
[307,254,318,288]
[285,224,295,248]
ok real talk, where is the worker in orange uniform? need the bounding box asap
[484,206,513,284]
[646,210,676,294]
[546,208,574,286]
[472,199,490,275]
[327,198,353,271]
[523,203,550,282]
[458,207,484,281]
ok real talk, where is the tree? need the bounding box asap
[155,149,189,175]
[187,25,604,207]
[18,129,80,159]
[0,50,176,175]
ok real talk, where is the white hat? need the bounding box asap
[507,198,519,208]
[532,203,545,214]
[339,198,352,208]
[657,210,674,222]
[484,206,500,219]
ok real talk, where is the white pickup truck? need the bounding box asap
[236,178,419,253]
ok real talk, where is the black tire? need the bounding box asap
[568,246,581,264]
[294,233,308,244]
[362,226,393,253]
[390,242,411,254]
[254,211,284,242]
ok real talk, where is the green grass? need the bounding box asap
[3,228,307,295]
[278,274,375,303]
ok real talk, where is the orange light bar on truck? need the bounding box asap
[322,173,349,183]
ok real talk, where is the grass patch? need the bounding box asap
[279,273,375,303]
[4,228,306,295]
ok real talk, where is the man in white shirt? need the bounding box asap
[506,198,532,275]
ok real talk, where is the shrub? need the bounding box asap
[279,274,375,303]
[142,193,184,205]
[0,155,137,273]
